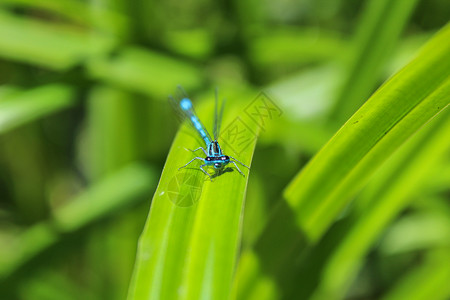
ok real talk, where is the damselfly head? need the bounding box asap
[213,156,230,169]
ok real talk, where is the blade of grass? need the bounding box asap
[379,210,450,255]
[308,106,450,300]
[18,269,96,300]
[0,10,116,70]
[0,86,21,101]
[329,0,420,124]
[164,29,214,59]
[284,23,450,241]
[127,88,259,300]
[85,85,140,180]
[0,163,157,281]
[382,250,450,300]
[234,24,450,299]
[0,0,127,34]
[86,47,204,98]
[84,85,150,300]
[0,84,74,134]
[249,28,344,68]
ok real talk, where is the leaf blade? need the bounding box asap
[128,88,259,300]
[284,24,450,241]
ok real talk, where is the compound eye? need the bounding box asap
[222,156,228,161]
[205,157,211,161]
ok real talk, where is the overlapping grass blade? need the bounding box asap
[87,47,204,98]
[0,0,127,34]
[329,0,420,123]
[0,84,74,134]
[234,24,450,300]
[382,249,450,300]
[308,107,450,299]
[0,164,156,280]
[285,24,450,241]
[128,89,259,300]
[0,10,115,70]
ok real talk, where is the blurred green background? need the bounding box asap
[0,0,449,299]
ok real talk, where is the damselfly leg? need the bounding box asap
[178,157,205,170]
[230,161,245,177]
[229,156,250,169]
[200,164,213,181]
[186,147,208,156]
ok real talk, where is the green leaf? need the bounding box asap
[18,269,95,300]
[0,10,116,69]
[87,47,204,98]
[284,23,450,242]
[249,28,344,67]
[379,210,450,255]
[127,88,259,300]
[308,106,450,300]
[0,84,74,134]
[382,250,450,300]
[85,85,142,180]
[0,0,128,35]
[163,29,214,59]
[329,0,420,123]
[0,163,157,280]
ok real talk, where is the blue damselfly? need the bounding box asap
[169,87,249,181]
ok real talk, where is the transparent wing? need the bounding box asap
[213,88,225,140]
[168,86,212,142]
[168,86,187,122]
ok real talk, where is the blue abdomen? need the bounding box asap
[180,98,211,146]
